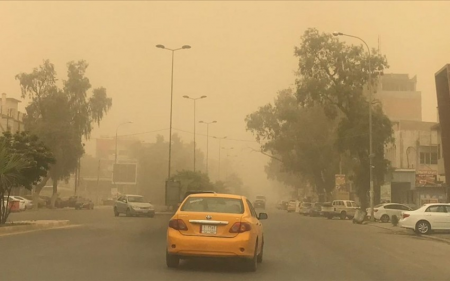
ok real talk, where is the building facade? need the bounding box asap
[0,93,25,133]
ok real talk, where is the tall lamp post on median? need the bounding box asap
[332,31,374,221]
[199,120,217,174]
[213,136,227,181]
[156,44,191,179]
[183,95,207,172]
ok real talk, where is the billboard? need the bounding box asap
[112,163,137,184]
[415,170,438,187]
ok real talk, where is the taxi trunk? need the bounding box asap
[174,212,243,238]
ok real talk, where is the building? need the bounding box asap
[380,74,446,206]
[0,93,25,133]
[375,74,422,122]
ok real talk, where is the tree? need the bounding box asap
[170,170,215,195]
[0,131,54,223]
[294,28,393,208]
[16,60,112,207]
[246,89,340,200]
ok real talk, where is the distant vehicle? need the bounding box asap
[366,203,413,223]
[322,200,358,220]
[310,202,324,217]
[399,203,450,234]
[75,197,94,210]
[256,195,266,202]
[253,199,266,209]
[9,196,30,211]
[166,193,268,271]
[23,195,47,208]
[276,200,288,210]
[287,200,298,213]
[114,194,155,217]
[8,196,26,211]
[298,202,313,216]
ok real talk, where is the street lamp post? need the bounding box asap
[114,121,132,194]
[220,146,233,180]
[183,95,207,172]
[332,31,374,221]
[156,44,191,179]
[199,120,217,174]
[213,136,227,180]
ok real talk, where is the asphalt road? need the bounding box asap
[2,207,450,281]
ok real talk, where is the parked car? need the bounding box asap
[366,203,413,223]
[253,199,266,209]
[298,202,313,215]
[276,200,288,210]
[166,193,268,271]
[287,200,298,213]
[9,196,28,211]
[399,203,450,234]
[23,195,47,208]
[114,194,155,217]
[310,202,324,217]
[13,196,34,210]
[74,197,94,210]
[322,200,358,220]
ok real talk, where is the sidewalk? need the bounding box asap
[365,221,450,244]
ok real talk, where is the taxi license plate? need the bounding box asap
[201,225,217,234]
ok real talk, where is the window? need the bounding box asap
[127,196,144,203]
[420,152,438,165]
[247,200,257,217]
[181,197,244,214]
[425,205,447,213]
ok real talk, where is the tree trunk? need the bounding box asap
[50,179,58,208]
[33,175,49,210]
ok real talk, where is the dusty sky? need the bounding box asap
[1,1,449,197]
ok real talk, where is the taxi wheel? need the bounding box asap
[257,240,264,263]
[148,213,155,218]
[245,242,258,272]
[126,209,131,217]
[114,208,119,217]
[166,251,179,268]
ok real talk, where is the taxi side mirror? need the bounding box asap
[258,213,268,220]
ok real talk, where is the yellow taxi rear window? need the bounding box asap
[181,197,244,214]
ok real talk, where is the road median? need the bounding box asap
[0,220,70,235]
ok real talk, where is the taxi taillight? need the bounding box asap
[229,222,251,233]
[169,219,188,230]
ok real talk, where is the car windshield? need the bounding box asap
[127,196,144,203]
[181,197,244,214]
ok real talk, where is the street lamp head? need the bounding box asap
[200,95,207,99]
[182,45,191,49]
[199,121,204,123]
[332,31,343,36]
[183,95,190,99]
[212,121,217,123]
[156,44,165,49]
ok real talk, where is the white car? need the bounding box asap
[9,196,27,211]
[399,203,450,234]
[366,203,412,223]
[12,196,33,210]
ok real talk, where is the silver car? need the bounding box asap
[114,194,155,217]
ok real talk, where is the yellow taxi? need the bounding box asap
[166,193,268,271]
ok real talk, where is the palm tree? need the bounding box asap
[0,140,28,224]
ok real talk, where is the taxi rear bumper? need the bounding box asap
[167,228,256,258]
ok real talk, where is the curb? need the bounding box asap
[366,222,450,245]
[0,220,70,235]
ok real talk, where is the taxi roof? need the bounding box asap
[187,193,244,200]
